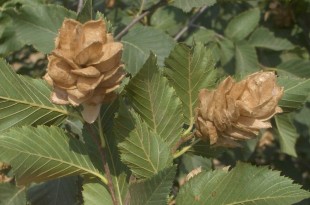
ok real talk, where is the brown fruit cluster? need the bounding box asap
[195,71,284,147]
[44,19,125,123]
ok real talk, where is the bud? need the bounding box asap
[195,71,284,147]
[44,19,125,123]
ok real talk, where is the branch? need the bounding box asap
[174,6,209,41]
[77,0,83,13]
[115,11,150,40]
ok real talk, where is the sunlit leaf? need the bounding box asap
[176,162,310,204]
[172,0,216,12]
[126,54,183,148]
[115,104,173,179]
[276,59,310,78]
[275,113,298,157]
[122,26,175,77]
[224,8,260,41]
[27,176,79,205]
[278,77,310,111]
[235,41,259,73]
[83,179,113,205]
[0,59,69,132]
[0,126,104,185]
[165,42,217,124]
[129,166,176,205]
[5,4,76,53]
[249,27,295,51]
[0,183,26,205]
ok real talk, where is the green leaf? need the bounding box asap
[0,126,105,185]
[151,6,187,36]
[249,27,295,51]
[122,0,160,10]
[172,0,216,12]
[165,42,217,124]
[275,113,298,157]
[186,28,217,45]
[0,59,69,132]
[0,183,26,205]
[115,105,173,179]
[176,162,310,205]
[278,77,310,111]
[122,26,175,77]
[235,41,259,73]
[5,4,76,53]
[129,166,176,205]
[27,176,79,205]
[217,37,235,67]
[224,8,260,41]
[83,179,113,205]
[77,0,92,23]
[126,54,183,148]
[276,59,310,78]
[180,154,212,175]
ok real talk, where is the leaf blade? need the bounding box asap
[129,166,176,205]
[0,59,68,132]
[122,26,175,77]
[0,126,104,185]
[224,8,260,41]
[126,54,183,148]
[115,104,173,179]
[172,0,216,12]
[176,162,310,205]
[164,42,217,124]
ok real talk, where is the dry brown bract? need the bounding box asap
[195,71,284,147]
[44,18,125,123]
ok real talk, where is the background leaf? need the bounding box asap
[115,104,173,179]
[5,4,76,53]
[224,8,260,41]
[275,113,298,157]
[83,179,113,205]
[249,27,295,51]
[165,42,217,124]
[129,166,176,205]
[0,59,69,132]
[126,54,183,148]
[122,26,175,77]
[27,176,79,205]
[278,77,310,111]
[0,126,104,185]
[77,0,92,23]
[176,162,310,204]
[276,59,310,78]
[172,0,216,12]
[0,183,26,205]
[235,41,259,73]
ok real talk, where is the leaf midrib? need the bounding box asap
[0,96,69,116]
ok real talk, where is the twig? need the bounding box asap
[77,0,84,13]
[174,6,209,41]
[173,138,201,159]
[85,124,108,185]
[172,133,195,154]
[115,11,150,40]
[97,118,119,205]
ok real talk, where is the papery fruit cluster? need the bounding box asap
[44,18,125,123]
[195,71,283,147]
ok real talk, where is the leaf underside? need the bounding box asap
[0,126,103,185]
[0,59,68,133]
[126,54,183,148]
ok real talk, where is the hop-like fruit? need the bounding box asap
[44,18,125,123]
[195,71,284,147]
